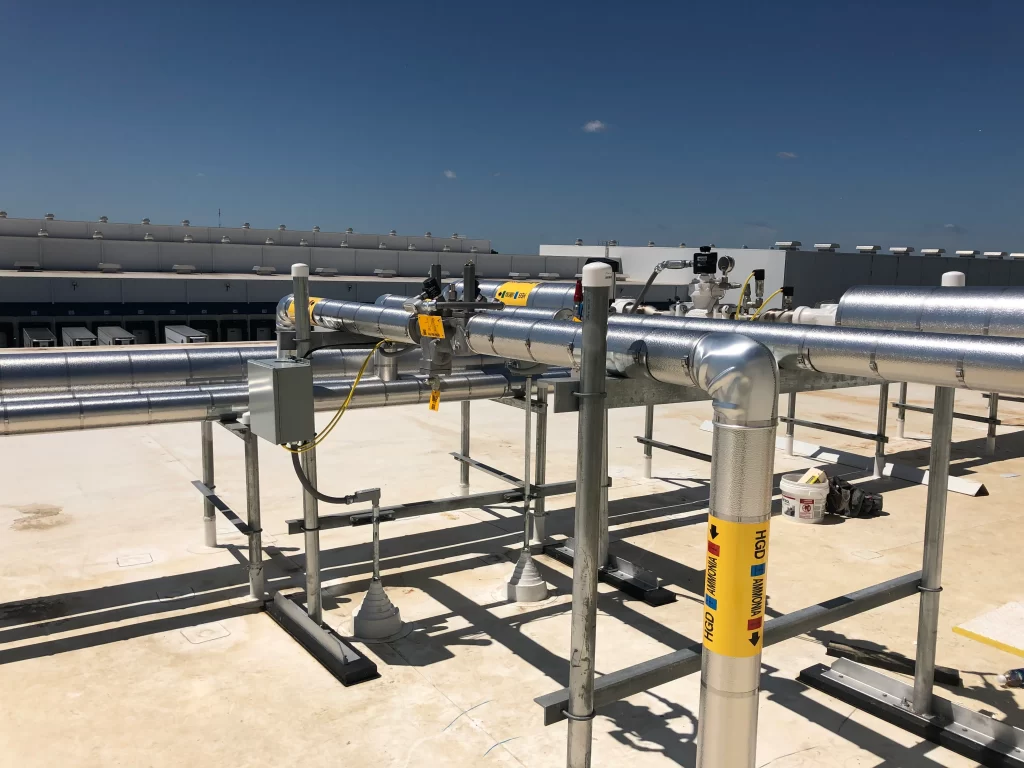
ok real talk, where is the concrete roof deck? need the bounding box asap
[0,383,1020,767]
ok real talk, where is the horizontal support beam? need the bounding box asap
[285,480,578,534]
[892,402,1001,426]
[491,395,547,414]
[984,393,1024,404]
[534,571,922,725]
[779,415,888,443]
[191,480,252,535]
[450,452,523,487]
[634,436,712,463]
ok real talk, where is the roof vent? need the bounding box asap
[0,211,6,218]
[346,227,354,234]
[37,229,49,237]
[470,246,479,253]
[890,246,914,254]
[242,222,251,229]
[443,245,451,252]
[253,265,277,276]
[956,250,979,258]
[141,218,150,225]
[678,242,687,248]
[299,238,309,246]
[339,240,349,248]
[775,241,802,250]
[408,243,416,250]
[814,243,840,252]
[312,226,320,232]
[278,224,286,231]
[181,219,190,226]
[609,240,618,246]
[984,251,1008,259]
[389,229,397,236]
[451,232,459,238]
[378,242,387,249]
[1011,253,1024,260]
[855,245,881,253]
[45,213,55,220]
[92,230,104,239]
[183,234,194,243]
[221,236,231,243]
[99,216,108,223]
[265,238,275,245]
[920,248,945,255]
[98,262,122,273]
[171,264,196,274]
[315,267,338,276]
[144,233,155,241]
[425,231,432,237]
[575,238,584,246]
[647,241,656,247]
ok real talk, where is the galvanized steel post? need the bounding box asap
[459,400,471,495]
[784,391,796,456]
[244,426,264,601]
[201,420,216,547]
[642,405,654,479]
[986,393,999,455]
[897,382,908,438]
[507,377,547,603]
[598,407,610,567]
[873,382,889,479]
[302,448,322,624]
[532,384,549,549]
[912,386,955,715]
[566,263,612,768]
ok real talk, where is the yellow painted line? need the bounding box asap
[952,626,1024,659]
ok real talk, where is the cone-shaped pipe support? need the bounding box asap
[352,579,403,640]
[507,549,549,603]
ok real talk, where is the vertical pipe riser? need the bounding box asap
[897,382,908,438]
[532,386,549,548]
[459,400,471,494]
[697,424,776,768]
[874,382,889,479]
[244,430,264,601]
[643,405,654,479]
[201,421,216,547]
[301,449,322,624]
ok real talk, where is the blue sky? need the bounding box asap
[1,1,1021,254]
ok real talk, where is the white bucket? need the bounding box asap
[780,473,828,524]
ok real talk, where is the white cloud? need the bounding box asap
[776,151,798,159]
[443,169,457,179]
[583,120,607,133]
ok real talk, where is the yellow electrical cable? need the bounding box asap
[733,272,755,320]
[749,288,784,321]
[281,339,391,454]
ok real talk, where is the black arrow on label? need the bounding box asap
[749,632,760,646]
[710,524,719,539]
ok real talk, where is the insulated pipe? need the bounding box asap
[276,296,421,344]
[0,371,528,435]
[836,285,1024,338]
[695,333,779,768]
[454,279,581,310]
[374,293,574,321]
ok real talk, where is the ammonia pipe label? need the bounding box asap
[703,515,769,658]
[494,281,538,306]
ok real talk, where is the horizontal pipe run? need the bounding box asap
[535,571,922,725]
[0,370,546,435]
[284,480,578,534]
[892,401,1000,426]
[777,416,888,443]
[837,285,1024,338]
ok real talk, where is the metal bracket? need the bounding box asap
[544,537,676,607]
[276,327,382,353]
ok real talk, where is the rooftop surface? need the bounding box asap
[0,383,1021,767]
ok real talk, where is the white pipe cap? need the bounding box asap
[291,263,310,278]
[582,262,614,288]
[941,271,966,287]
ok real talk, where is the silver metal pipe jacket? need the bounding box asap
[0,344,486,399]
[607,314,1024,396]
[0,371,519,436]
[276,295,421,343]
[837,285,1024,337]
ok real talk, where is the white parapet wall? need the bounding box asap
[540,244,787,308]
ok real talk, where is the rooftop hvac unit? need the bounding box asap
[22,327,57,347]
[164,325,208,344]
[97,326,135,345]
[141,218,151,225]
[61,327,97,347]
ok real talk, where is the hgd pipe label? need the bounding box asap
[702,515,769,658]
[494,281,538,306]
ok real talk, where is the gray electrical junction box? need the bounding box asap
[247,359,315,445]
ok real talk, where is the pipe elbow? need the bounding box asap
[690,332,778,426]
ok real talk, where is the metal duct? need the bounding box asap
[836,285,1024,337]
[0,371,520,436]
